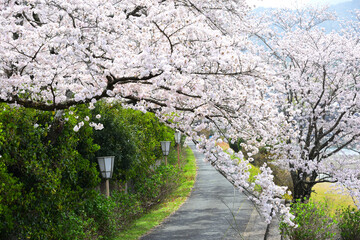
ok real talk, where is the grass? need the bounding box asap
[311,182,357,214]
[116,147,197,240]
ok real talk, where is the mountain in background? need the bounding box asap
[330,0,360,19]
[253,0,360,31]
[324,0,360,30]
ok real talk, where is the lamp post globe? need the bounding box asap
[97,156,115,197]
[160,141,171,165]
[175,131,181,144]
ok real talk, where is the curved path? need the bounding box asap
[141,141,275,240]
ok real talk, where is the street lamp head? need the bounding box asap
[97,156,115,179]
[160,141,171,156]
[174,131,181,144]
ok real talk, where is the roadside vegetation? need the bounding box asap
[0,101,194,239]
[117,147,196,240]
[220,140,360,239]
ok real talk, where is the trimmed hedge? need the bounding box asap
[0,102,179,239]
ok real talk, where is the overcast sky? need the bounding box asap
[247,0,352,9]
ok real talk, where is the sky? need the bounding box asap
[247,0,352,9]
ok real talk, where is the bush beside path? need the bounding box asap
[116,146,197,240]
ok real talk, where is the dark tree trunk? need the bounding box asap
[292,181,313,202]
[291,170,317,203]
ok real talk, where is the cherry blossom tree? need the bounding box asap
[253,7,360,205]
[0,0,295,225]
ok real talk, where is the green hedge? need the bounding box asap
[0,104,104,239]
[90,101,175,181]
[0,102,180,239]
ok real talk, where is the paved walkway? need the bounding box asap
[141,141,277,240]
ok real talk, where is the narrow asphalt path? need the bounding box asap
[141,141,270,240]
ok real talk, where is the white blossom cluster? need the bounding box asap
[253,7,360,205]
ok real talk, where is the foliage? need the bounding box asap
[116,147,196,240]
[280,199,337,240]
[51,194,118,240]
[0,161,23,236]
[337,206,360,240]
[90,101,139,180]
[109,161,182,232]
[229,138,246,153]
[134,164,179,209]
[114,104,175,177]
[0,100,181,239]
[90,101,175,181]
[118,106,175,161]
[0,104,113,239]
[83,193,118,239]
[113,190,144,226]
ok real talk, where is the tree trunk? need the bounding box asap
[292,181,313,202]
[291,170,317,202]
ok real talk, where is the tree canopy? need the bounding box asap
[1,0,360,225]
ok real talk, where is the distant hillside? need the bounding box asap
[252,0,360,32]
[323,0,360,30]
[330,0,360,20]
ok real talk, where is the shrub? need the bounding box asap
[53,193,119,240]
[112,191,144,229]
[0,102,180,239]
[337,206,360,240]
[90,102,138,181]
[109,164,181,231]
[134,165,180,208]
[113,103,176,172]
[90,101,176,181]
[0,161,23,237]
[56,210,97,240]
[83,193,118,239]
[0,104,102,239]
[280,199,337,240]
